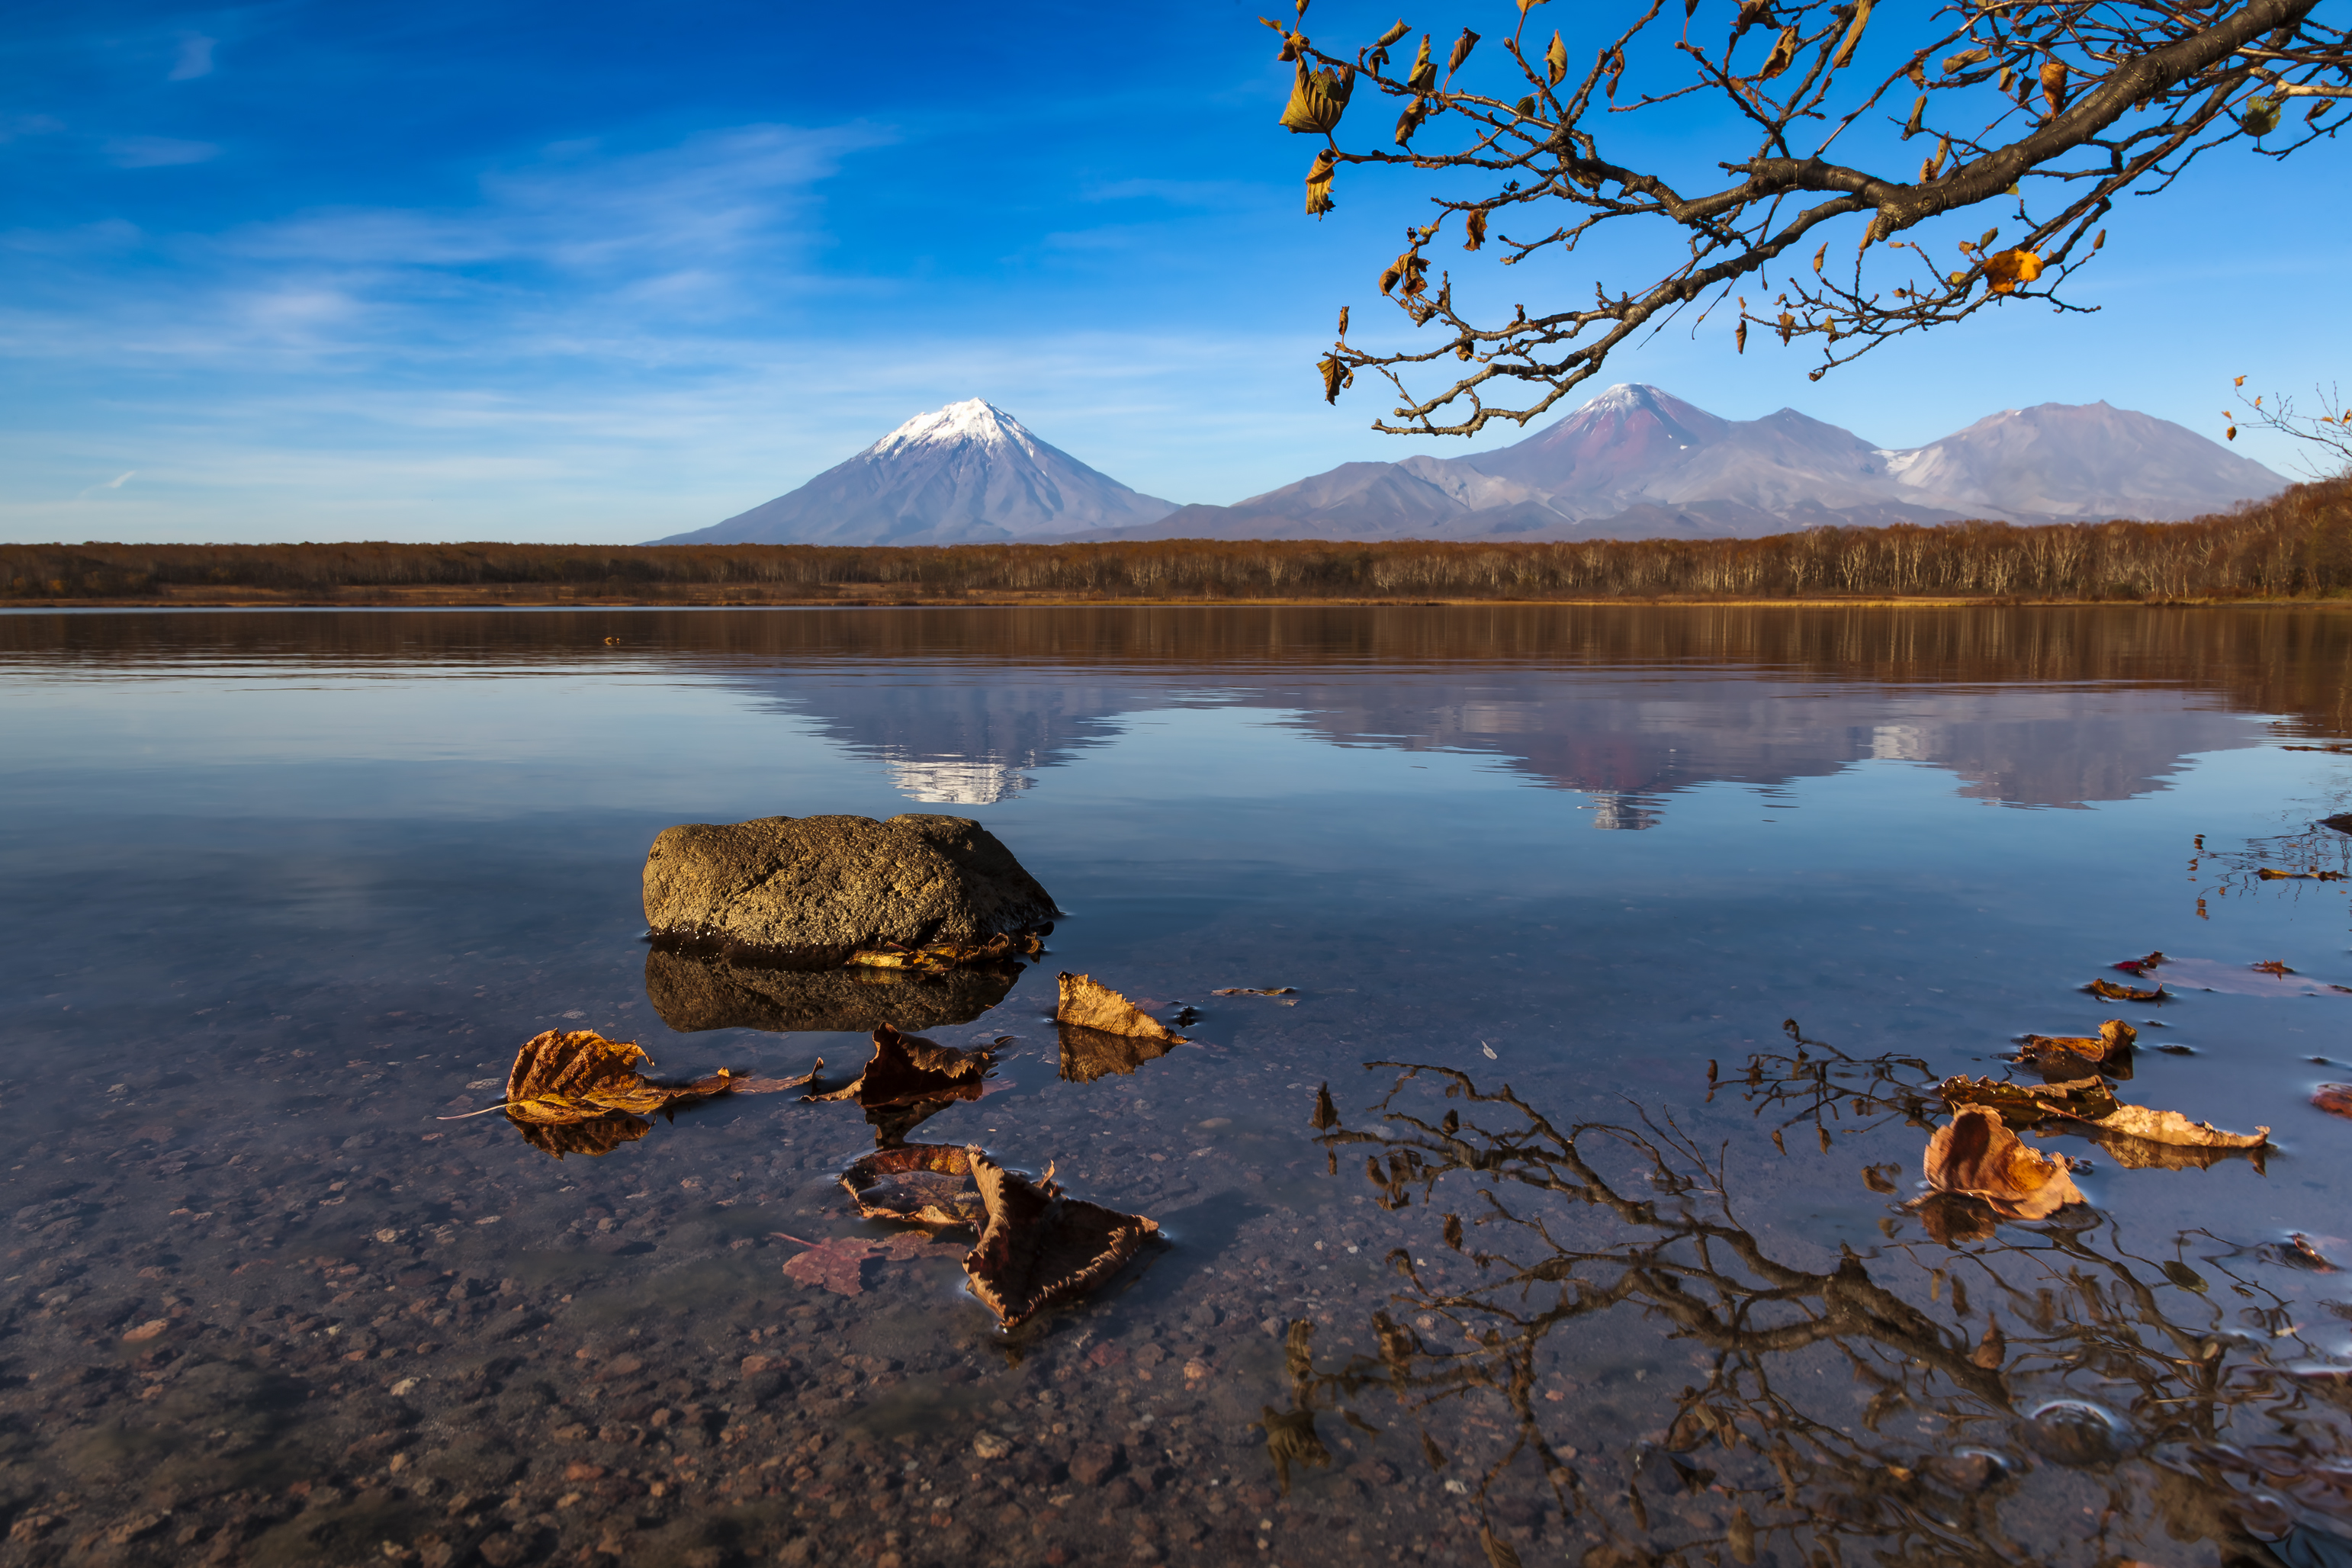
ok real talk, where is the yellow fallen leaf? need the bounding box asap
[1920,1105,2084,1220]
[1056,972,1186,1041]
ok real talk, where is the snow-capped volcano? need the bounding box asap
[653,400,1176,546]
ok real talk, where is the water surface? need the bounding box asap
[2,606,2348,1568]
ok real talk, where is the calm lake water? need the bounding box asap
[2,605,2349,1568]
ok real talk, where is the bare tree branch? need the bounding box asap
[1271,0,2350,435]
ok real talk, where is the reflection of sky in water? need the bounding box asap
[0,608,2347,1566]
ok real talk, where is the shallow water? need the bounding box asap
[1,604,2349,1568]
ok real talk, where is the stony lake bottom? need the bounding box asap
[1,604,2350,1568]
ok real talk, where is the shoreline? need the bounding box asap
[5,591,2348,611]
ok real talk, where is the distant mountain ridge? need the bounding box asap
[660,387,2286,548]
[1074,386,2288,544]
[651,400,1174,546]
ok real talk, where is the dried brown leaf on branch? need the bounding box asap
[1279,56,1357,136]
[1920,1106,2085,1221]
[1980,249,2045,294]
[2016,1018,2136,1075]
[805,1024,995,1108]
[1056,972,1186,1041]
[960,1146,1159,1329]
[840,1143,985,1229]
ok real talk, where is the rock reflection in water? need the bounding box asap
[1290,1054,2352,1568]
[644,944,1019,1035]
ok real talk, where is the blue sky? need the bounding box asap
[2,0,2334,543]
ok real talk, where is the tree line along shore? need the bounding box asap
[9,476,2351,607]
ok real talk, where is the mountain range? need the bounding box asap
[654,387,2287,547]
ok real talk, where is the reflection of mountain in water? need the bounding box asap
[739,651,2268,819]
[17,606,2341,820]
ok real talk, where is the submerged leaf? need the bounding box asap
[1213,986,1298,996]
[806,1024,994,1108]
[2315,1084,2352,1120]
[1056,972,1187,1041]
[1920,1106,2085,1221]
[841,1142,985,1229]
[961,1147,1159,1329]
[780,1230,960,1297]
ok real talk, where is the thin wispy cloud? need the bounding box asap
[168,36,217,82]
[106,137,220,169]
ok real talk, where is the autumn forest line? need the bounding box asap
[10,477,2352,606]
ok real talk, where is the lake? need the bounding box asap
[2,605,2349,1568]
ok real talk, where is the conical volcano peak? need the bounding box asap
[652,398,1175,545]
[869,399,1038,459]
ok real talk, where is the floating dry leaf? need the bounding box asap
[1055,972,1186,1041]
[2088,977,2167,1003]
[806,1025,994,1108]
[1212,986,1296,996]
[2093,1104,2268,1149]
[2258,868,2346,882]
[1054,1022,1176,1085]
[2254,960,2297,977]
[1941,1072,2267,1149]
[2260,1233,2341,1272]
[2017,1019,2136,1075]
[961,1146,1158,1329]
[1939,1074,2118,1126]
[467,1030,819,1126]
[2315,1083,2352,1120]
[779,1230,962,1297]
[1920,1106,2085,1221]
[841,1142,984,1229]
[847,931,1043,972]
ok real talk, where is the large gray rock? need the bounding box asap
[641,813,1056,955]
